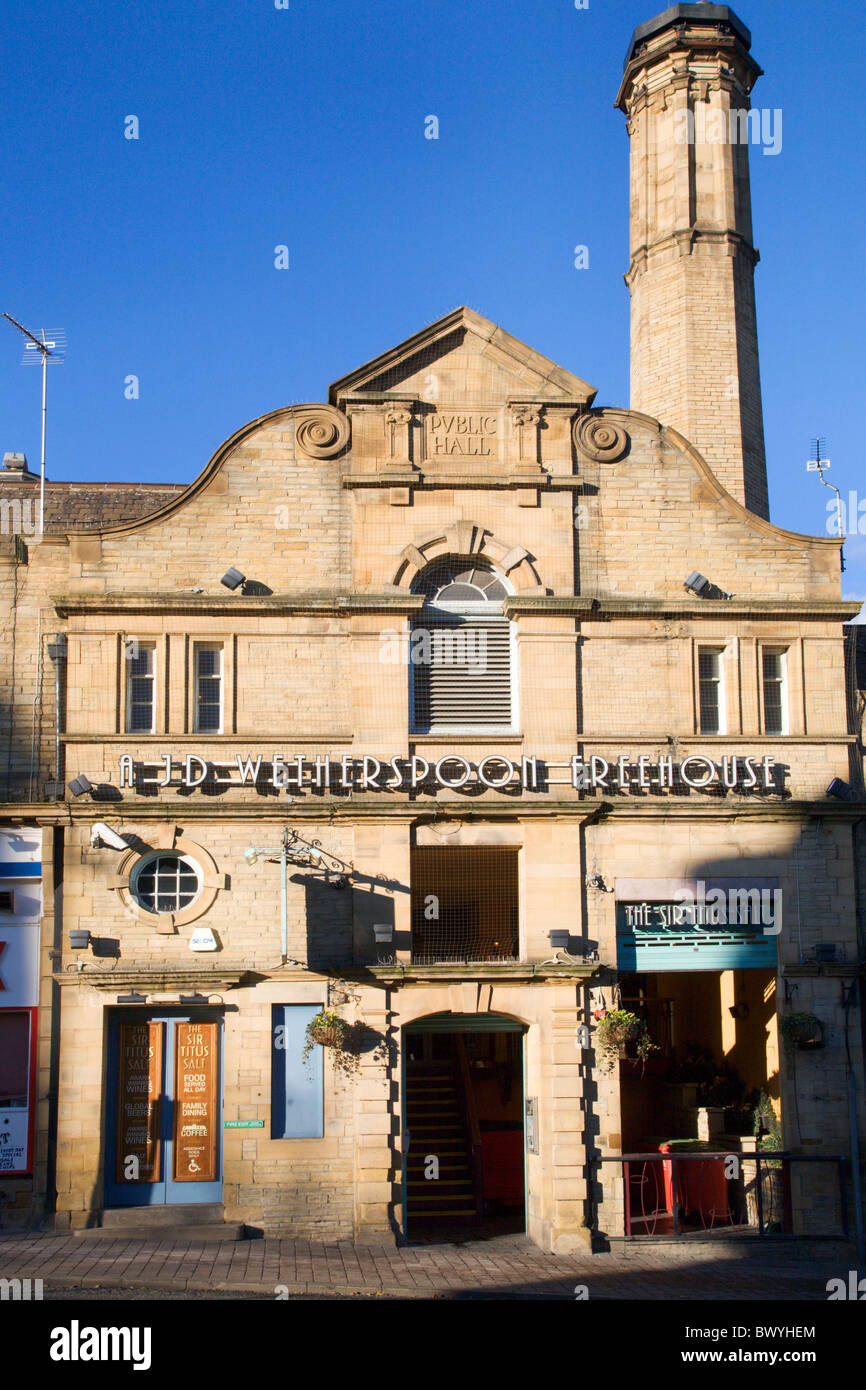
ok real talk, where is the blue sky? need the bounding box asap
[2,0,864,602]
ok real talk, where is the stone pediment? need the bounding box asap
[330,306,596,479]
[328,306,596,407]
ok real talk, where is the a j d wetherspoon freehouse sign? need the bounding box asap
[117,752,785,795]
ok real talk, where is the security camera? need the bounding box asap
[91,822,130,852]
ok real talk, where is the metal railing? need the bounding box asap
[591,1151,848,1240]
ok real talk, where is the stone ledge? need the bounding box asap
[341,473,583,490]
[51,592,426,618]
[504,596,862,620]
[3,797,864,823]
[352,963,600,984]
[54,965,253,991]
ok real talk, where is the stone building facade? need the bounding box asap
[1,4,863,1252]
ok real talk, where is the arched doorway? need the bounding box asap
[402,1013,527,1241]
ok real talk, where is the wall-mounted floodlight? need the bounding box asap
[827,778,854,801]
[220,567,246,591]
[684,571,711,596]
[549,930,570,951]
[69,929,91,951]
[373,924,394,944]
[684,571,732,600]
[116,991,146,1004]
[244,848,259,866]
[68,775,93,797]
[813,944,838,964]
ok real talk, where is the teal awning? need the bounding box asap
[616,902,778,972]
[405,1013,526,1034]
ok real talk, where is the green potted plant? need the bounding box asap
[595,1009,659,1072]
[778,1011,824,1051]
[746,1088,784,1230]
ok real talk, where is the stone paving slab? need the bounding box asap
[0,1231,860,1300]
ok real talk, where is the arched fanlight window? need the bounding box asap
[410,557,516,733]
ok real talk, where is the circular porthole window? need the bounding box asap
[131,852,203,915]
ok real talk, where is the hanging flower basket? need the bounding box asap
[595,1009,659,1073]
[778,1012,824,1051]
[302,1010,361,1078]
[304,1011,348,1051]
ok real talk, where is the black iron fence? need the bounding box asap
[591,1152,848,1240]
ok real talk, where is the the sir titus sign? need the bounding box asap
[117,752,785,795]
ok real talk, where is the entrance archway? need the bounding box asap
[403,1013,527,1241]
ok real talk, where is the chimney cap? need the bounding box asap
[1,452,36,478]
[624,4,752,70]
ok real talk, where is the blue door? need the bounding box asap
[105,1012,223,1207]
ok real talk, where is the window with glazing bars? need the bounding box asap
[126,643,156,733]
[194,644,222,732]
[698,647,724,734]
[762,648,787,734]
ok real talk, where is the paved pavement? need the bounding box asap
[0,1231,860,1299]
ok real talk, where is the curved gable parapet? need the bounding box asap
[583,407,842,557]
[64,403,350,541]
[662,424,842,555]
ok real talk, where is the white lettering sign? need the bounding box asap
[116,752,783,796]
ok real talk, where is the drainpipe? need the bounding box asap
[280,827,288,963]
[847,1060,864,1262]
[47,634,67,798]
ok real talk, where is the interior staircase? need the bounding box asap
[404,1061,479,1227]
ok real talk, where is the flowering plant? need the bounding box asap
[302,1010,360,1077]
[595,1009,659,1072]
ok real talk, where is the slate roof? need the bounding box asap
[0,472,185,534]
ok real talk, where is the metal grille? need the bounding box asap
[411,847,519,963]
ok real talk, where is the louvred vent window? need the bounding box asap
[410,558,515,734]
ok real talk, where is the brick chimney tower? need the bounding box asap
[617,4,770,518]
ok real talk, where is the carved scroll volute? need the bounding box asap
[294,405,350,459]
[573,414,629,464]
